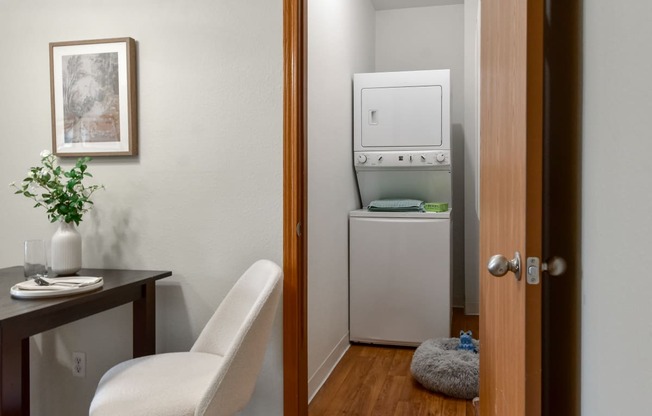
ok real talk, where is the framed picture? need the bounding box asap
[49,38,138,157]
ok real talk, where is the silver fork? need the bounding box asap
[33,275,80,287]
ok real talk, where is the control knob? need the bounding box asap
[357,154,367,164]
[436,153,446,163]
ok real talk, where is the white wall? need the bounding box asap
[581,0,652,414]
[307,0,375,400]
[463,0,480,314]
[0,1,283,415]
[375,4,467,308]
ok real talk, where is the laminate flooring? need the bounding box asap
[309,308,479,416]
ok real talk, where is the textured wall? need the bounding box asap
[581,0,652,414]
[307,0,376,400]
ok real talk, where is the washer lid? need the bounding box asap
[349,208,451,219]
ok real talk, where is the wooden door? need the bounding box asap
[479,0,544,414]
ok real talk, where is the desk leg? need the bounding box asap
[133,280,156,357]
[0,334,29,416]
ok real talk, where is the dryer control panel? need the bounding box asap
[354,150,450,170]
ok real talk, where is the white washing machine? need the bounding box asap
[349,70,452,346]
[349,209,451,345]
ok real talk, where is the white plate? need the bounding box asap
[10,279,104,299]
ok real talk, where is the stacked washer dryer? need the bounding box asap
[349,70,452,346]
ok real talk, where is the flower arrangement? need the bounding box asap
[10,150,104,225]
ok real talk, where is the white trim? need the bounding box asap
[308,333,350,403]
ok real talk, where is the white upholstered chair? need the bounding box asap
[89,259,283,416]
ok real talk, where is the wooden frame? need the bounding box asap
[49,37,138,157]
[283,0,308,414]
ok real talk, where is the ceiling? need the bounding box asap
[371,0,464,11]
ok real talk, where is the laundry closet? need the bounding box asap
[350,69,452,345]
[307,0,480,401]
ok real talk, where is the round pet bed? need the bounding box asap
[410,337,480,399]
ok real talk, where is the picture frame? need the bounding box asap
[49,37,138,157]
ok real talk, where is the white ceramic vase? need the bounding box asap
[51,221,82,276]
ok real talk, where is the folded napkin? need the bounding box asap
[14,276,103,291]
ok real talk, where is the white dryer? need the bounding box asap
[353,69,451,207]
[349,70,452,345]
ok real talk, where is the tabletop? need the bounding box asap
[0,266,171,325]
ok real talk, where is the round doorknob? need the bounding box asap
[487,251,522,281]
[542,256,567,276]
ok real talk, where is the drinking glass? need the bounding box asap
[24,240,48,279]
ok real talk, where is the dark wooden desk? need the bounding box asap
[0,267,171,416]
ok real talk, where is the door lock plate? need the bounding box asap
[526,257,540,285]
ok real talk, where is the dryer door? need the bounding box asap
[361,85,442,148]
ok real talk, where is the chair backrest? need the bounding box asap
[191,259,283,416]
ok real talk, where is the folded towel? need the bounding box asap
[368,199,425,212]
[14,276,103,291]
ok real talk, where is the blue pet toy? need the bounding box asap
[457,330,478,353]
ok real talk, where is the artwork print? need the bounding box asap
[50,38,138,157]
[62,52,121,143]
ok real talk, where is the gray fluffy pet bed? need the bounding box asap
[410,337,480,399]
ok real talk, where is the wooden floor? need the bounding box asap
[309,308,479,416]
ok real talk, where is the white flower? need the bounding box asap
[40,150,51,158]
[27,171,35,178]
[8,181,15,187]
[40,167,49,176]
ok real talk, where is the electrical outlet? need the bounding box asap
[72,352,86,378]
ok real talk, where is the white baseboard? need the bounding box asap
[465,301,479,315]
[308,333,350,403]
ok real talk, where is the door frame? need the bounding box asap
[281,0,581,414]
[283,0,308,415]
